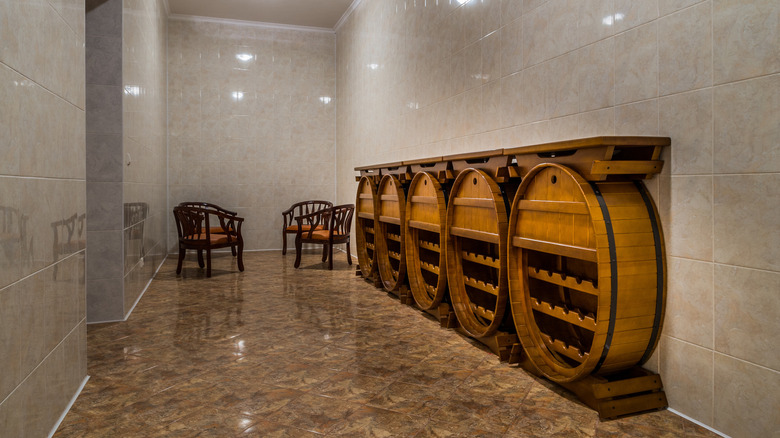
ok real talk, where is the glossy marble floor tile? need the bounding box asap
[54,251,718,437]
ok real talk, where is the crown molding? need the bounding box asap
[334,0,363,32]
[168,13,335,33]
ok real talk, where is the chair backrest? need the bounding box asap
[328,204,355,237]
[179,201,236,216]
[173,206,207,239]
[291,200,332,217]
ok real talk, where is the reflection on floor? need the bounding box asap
[54,250,716,437]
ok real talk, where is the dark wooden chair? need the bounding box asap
[179,201,239,256]
[173,205,244,277]
[294,203,354,270]
[281,200,332,254]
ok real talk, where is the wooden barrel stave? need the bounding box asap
[375,175,407,292]
[508,163,665,383]
[355,176,378,279]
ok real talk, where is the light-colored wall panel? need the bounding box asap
[167,18,336,251]
[0,0,87,433]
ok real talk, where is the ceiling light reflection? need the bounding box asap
[232,91,244,101]
[236,53,253,62]
[319,96,332,104]
[124,85,140,96]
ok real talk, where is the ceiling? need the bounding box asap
[167,0,356,30]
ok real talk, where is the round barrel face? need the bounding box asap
[375,175,406,292]
[508,164,665,382]
[405,172,448,310]
[355,177,377,279]
[445,169,509,338]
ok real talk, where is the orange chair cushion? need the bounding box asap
[309,230,347,241]
[184,233,229,244]
[286,224,324,232]
[209,226,233,234]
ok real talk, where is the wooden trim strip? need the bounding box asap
[517,200,589,215]
[452,197,496,209]
[450,227,500,244]
[410,195,438,205]
[591,160,664,175]
[378,215,401,225]
[357,212,374,220]
[512,236,598,262]
[464,276,499,296]
[462,251,500,268]
[408,220,441,233]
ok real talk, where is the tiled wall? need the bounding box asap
[86,0,167,322]
[122,0,168,314]
[0,0,88,435]
[167,18,336,251]
[335,1,779,436]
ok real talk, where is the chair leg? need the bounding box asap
[328,243,334,270]
[197,250,205,268]
[176,248,185,275]
[346,241,352,265]
[321,243,328,262]
[293,237,303,268]
[231,243,236,257]
[237,243,244,272]
[282,230,287,255]
[206,249,212,277]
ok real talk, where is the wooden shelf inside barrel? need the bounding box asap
[508,163,666,383]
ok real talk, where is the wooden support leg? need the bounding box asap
[282,230,287,255]
[322,243,329,262]
[328,244,334,270]
[197,249,205,268]
[205,249,212,277]
[237,243,244,272]
[294,237,303,268]
[176,248,185,275]
[346,242,352,265]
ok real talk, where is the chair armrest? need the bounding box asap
[294,208,330,239]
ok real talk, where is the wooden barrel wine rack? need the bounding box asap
[355,136,671,419]
[445,169,510,338]
[405,172,448,310]
[375,174,407,292]
[507,163,666,383]
[355,176,378,280]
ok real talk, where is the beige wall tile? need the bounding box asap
[659,0,706,16]
[615,99,659,135]
[659,176,713,260]
[500,17,523,76]
[665,257,714,348]
[578,37,615,112]
[614,0,659,32]
[660,336,714,425]
[659,89,713,175]
[578,0,616,46]
[713,0,780,85]
[659,3,712,96]
[713,174,779,271]
[546,51,579,118]
[615,23,658,105]
[713,75,779,174]
[714,265,780,370]
[714,354,780,438]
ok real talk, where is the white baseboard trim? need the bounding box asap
[48,375,90,438]
[667,408,729,437]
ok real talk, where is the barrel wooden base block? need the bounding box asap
[455,328,519,363]
[416,303,459,329]
[385,284,414,305]
[519,359,668,420]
